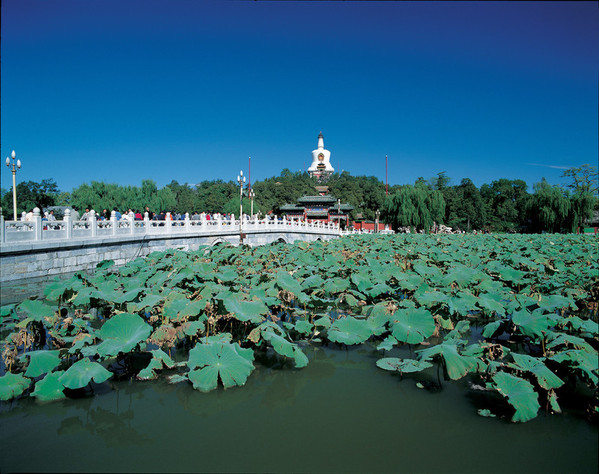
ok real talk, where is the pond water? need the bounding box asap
[1,342,597,473]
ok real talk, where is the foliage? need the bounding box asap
[1,232,597,425]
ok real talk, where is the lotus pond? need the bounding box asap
[1,233,598,473]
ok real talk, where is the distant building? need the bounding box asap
[307,132,334,180]
[280,133,353,227]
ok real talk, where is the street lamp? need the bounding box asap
[237,170,246,235]
[249,188,255,217]
[5,150,21,221]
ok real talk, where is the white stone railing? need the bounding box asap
[0,208,341,245]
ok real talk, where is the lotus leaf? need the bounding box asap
[138,349,175,380]
[222,295,268,323]
[511,309,551,339]
[482,320,503,339]
[415,290,448,309]
[31,371,66,401]
[492,371,540,422]
[546,333,593,352]
[376,357,433,374]
[313,315,332,329]
[328,316,373,345]
[0,372,30,400]
[261,330,309,368]
[275,272,303,296]
[477,293,506,316]
[537,294,577,312]
[417,342,477,380]
[294,320,313,336]
[509,353,564,390]
[187,341,255,392]
[96,313,152,357]
[59,358,112,389]
[444,320,471,341]
[447,291,479,316]
[17,299,55,322]
[323,278,351,295]
[24,350,62,378]
[549,349,598,385]
[377,335,398,351]
[390,308,436,344]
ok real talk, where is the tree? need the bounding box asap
[480,179,529,232]
[382,183,444,232]
[1,179,59,215]
[561,164,598,196]
[526,178,571,233]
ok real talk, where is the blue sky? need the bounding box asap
[1,0,597,193]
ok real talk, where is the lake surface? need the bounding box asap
[1,342,597,473]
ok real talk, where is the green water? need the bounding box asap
[1,343,597,473]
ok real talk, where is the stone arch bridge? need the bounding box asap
[0,209,341,282]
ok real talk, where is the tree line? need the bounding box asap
[1,164,597,233]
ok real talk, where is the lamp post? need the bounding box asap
[5,150,21,221]
[237,170,245,235]
[249,188,255,217]
[375,209,380,233]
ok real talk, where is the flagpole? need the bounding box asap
[386,155,388,196]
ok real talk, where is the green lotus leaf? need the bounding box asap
[112,287,144,305]
[275,272,303,296]
[444,320,471,341]
[482,320,504,339]
[492,371,540,423]
[415,290,448,309]
[261,330,308,368]
[17,299,55,322]
[328,316,373,345]
[323,278,351,295]
[493,265,530,285]
[390,307,436,344]
[183,320,205,337]
[561,316,599,338]
[512,309,551,339]
[162,292,190,320]
[187,341,255,392]
[137,349,175,380]
[222,294,268,323]
[417,341,477,380]
[59,358,112,389]
[376,357,433,374]
[477,292,506,316]
[1,303,17,319]
[447,291,479,316]
[31,371,66,402]
[96,313,152,357]
[24,350,62,378]
[350,271,374,293]
[313,315,332,329]
[0,372,30,401]
[377,335,398,351]
[509,353,564,390]
[546,333,594,352]
[477,409,496,418]
[549,349,598,385]
[294,319,313,336]
[442,264,483,288]
[537,294,577,312]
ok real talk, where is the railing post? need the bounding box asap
[144,211,150,235]
[165,213,172,233]
[33,207,42,240]
[90,210,97,237]
[111,210,118,236]
[185,212,190,232]
[0,212,4,243]
[129,211,135,235]
[64,209,73,239]
[21,212,26,221]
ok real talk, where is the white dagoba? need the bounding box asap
[308,132,334,178]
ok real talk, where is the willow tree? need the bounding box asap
[382,184,445,232]
[526,179,571,233]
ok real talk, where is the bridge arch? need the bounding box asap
[210,238,226,247]
[273,235,288,245]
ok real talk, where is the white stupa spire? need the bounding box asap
[308,132,334,178]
